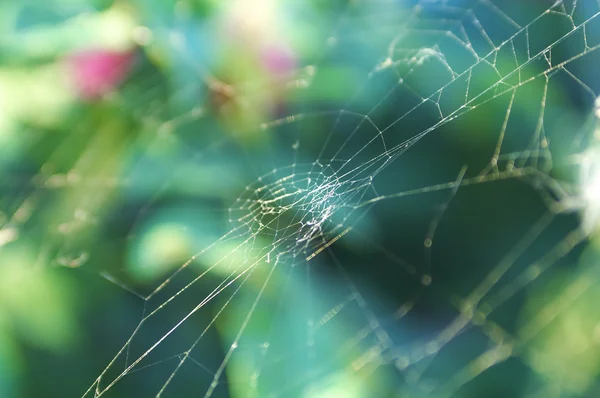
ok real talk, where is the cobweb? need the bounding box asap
[6,0,600,396]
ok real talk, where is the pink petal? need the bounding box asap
[67,50,135,100]
[262,45,296,76]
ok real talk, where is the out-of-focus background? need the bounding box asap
[2,0,600,397]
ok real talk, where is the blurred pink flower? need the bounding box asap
[261,44,296,76]
[66,50,135,100]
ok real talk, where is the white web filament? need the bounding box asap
[229,162,370,261]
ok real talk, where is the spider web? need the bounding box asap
[5,0,600,397]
